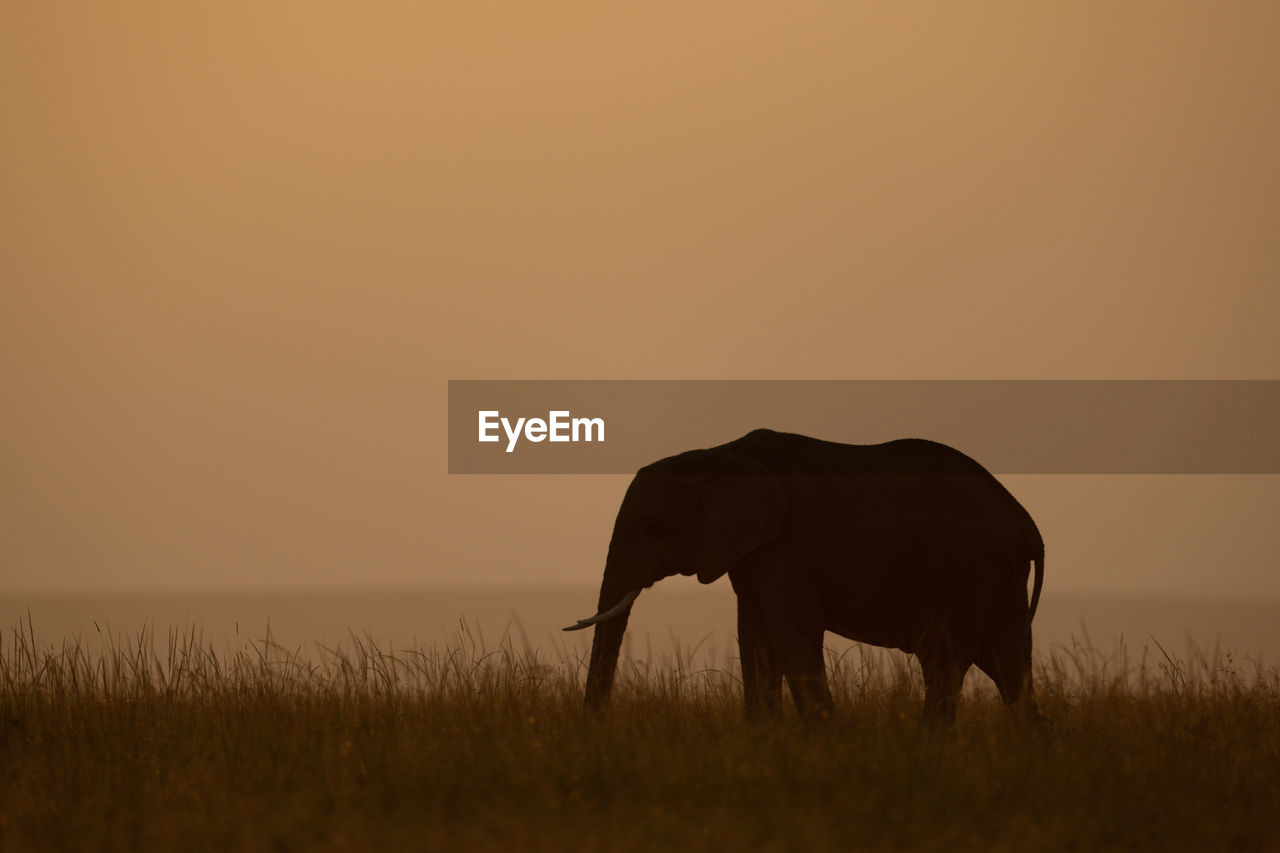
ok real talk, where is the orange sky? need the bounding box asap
[2,3,1278,596]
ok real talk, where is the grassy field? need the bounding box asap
[2,621,1278,852]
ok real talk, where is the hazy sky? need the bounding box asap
[3,4,1278,596]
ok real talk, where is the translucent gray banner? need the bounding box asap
[447,380,1280,474]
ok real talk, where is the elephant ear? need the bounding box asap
[694,455,787,584]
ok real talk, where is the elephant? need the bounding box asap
[564,429,1045,724]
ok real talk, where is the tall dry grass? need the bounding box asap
[2,616,1278,852]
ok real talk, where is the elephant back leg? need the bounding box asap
[976,615,1044,723]
[731,575,783,719]
[916,627,974,724]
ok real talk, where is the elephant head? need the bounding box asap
[564,449,787,708]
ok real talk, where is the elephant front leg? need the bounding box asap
[736,588,782,720]
[778,627,833,720]
[740,562,833,721]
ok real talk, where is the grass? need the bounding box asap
[2,618,1278,852]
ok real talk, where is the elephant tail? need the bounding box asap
[1028,547,1045,620]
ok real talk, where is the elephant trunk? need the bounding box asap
[583,607,632,709]
[582,571,641,710]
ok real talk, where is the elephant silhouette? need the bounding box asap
[566,429,1044,723]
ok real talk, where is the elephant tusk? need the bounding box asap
[562,588,640,631]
